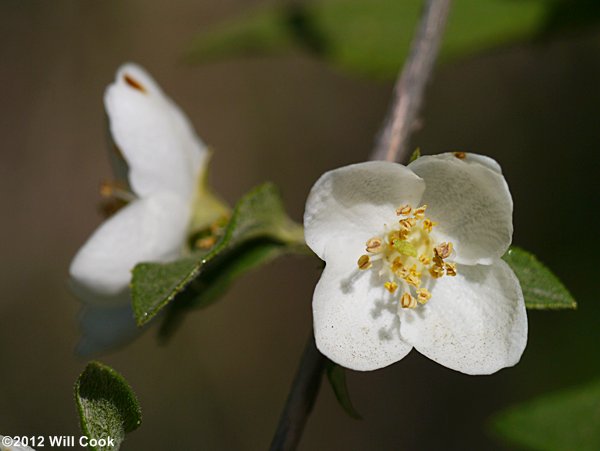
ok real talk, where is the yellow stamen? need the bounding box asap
[400,293,417,309]
[399,218,415,231]
[388,230,403,245]
[357,254,372,270]
[429,265,445,279]
[453,151,466,159]
[384,281,398,293]
[196,236,217,250]
[356,206,458,310]
[99,180,135,202]
[417,288,432,304]
[423,218,435,233]
[396,205,412,216]
[413,205,427,219]
[409,265,421,277]
[445,262,457,276]
[405,274,421,288]
[366,237,383,253]
[100,182,114,198]
[396,267,409,279]
[391,257,404,273]
[434,242,453,260]
[404,265,422,287]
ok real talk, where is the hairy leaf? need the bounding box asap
[158,239,291,341]
[75,361,141,451]
[131,183,305,326]
[503,246,576,310]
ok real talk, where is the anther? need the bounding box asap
[401,293,417,309]
[399,219,410,231]
[196,236,217,250]
[396,267,409,278]
[434,242,453,260]
[100,181,116,198]
[384,281,398,293]
[396,205,412,216]
[423,219,435,233]
[391,257,404,273]
[366,237,383,253]
[405,273,421,288]
[417,288,432,304]
[388,231,402,244]
[453,151,466,159]
[429,265,445,279]
[124,74,147,93]
[413,205,427,219]
[405,265,422,287]
[445,262,457,276]
[99,181,136,202]
[357,254,372,270]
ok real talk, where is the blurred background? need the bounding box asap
[1,0,598,449]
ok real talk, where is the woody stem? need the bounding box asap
[269,1,452,450]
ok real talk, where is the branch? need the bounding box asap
[370,0,452,163]
[269,335,326,451]
[270,2,452,450]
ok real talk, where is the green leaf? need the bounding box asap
[158,239,291,340]
[502,246,576,310]
[187,0,549,78]
[186,7,296,63]
[326,361,362,420]
[491,379,600,451]
[131,183,306,326]
[75,361,142,451]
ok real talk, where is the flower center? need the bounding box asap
[356,204,457,309]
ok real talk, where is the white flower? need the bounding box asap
[69,63,221,354]
[304,153,527,375]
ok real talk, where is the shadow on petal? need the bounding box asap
[76,300,149,357]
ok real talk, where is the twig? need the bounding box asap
[269,335,326,451]
[270,1,452,450]
[371,0,452,163]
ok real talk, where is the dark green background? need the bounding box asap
[0,1,598,449]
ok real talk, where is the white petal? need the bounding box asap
[70,193,189,301]
[313,241,413,371]
[105,63,207,200]
[76,303,143,356]
[425,152,503,173]
[399,260,527,375]
[304,161,425,260]
[460,152,502,174]
[409,154,513,265]
[76,304,145,357]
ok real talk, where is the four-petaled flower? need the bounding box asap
[69,63,221,354]
[304,153,527,374]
